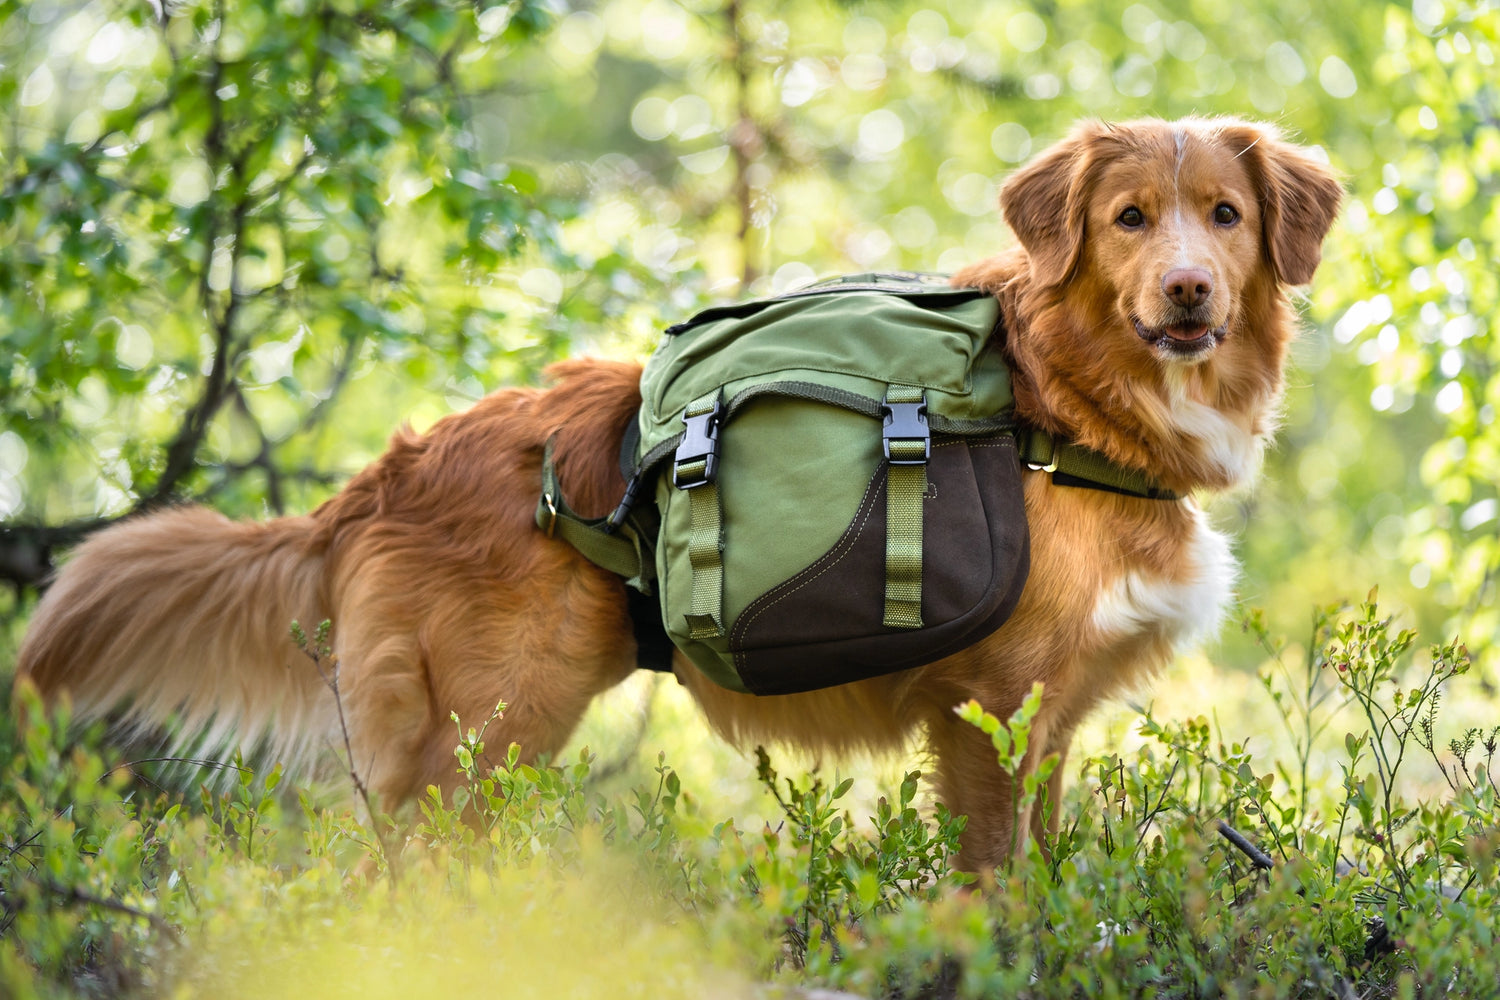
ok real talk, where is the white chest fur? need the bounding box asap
[1163,369,1264,486]
[1089,505,1237,653]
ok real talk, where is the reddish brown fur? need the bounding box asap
[15,118,1341,873]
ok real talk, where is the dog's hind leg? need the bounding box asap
[327,557,637,809]
[322,627,433,811]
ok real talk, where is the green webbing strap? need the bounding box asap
[535,438,649,587]
[883,385,927,630]
[677,392,725,639]
[1017,428,1180,501]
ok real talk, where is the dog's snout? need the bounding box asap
[1162,268,1213,308]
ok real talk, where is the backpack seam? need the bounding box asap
[728,439,977,660]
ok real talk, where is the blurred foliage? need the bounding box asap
[0,0,666,592]
[3,0,546,524]
[2,0,1496,675]
[3,2,1498,992]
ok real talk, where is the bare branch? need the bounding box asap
[1,874,182,945]
[1216,820,1275,871]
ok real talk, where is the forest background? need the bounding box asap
[0,0,1496,997]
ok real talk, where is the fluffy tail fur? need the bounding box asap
[12,358,646,793]
[14,506,335,766]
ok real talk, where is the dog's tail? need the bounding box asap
[13,506,334,767]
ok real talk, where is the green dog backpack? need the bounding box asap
[633,273,1030,695]
[538,272,1175,696]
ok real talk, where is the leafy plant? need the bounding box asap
[3,597,1499,998]
[742,747,968,970]
[955,681,1060,862]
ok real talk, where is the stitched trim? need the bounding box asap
[728,437,1000,668]
[729,463,886,657]
[731,438,970,634]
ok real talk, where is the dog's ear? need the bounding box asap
[999,121,1105,288]
[1219,122,1344,286]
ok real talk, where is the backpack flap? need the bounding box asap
[640,288,1014,447]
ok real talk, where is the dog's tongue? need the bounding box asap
[1167,324,1210,342]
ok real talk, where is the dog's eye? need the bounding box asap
[1214,204,1240,226]
[1117,207,1145,229]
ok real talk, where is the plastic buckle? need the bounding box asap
[604,470,646,533]
[672,399,723,489]
[882,394,930,465]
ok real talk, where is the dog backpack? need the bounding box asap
[538,272,1173,695]
[539,272,1028,695]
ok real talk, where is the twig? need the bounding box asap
[726,0,760,288]
[1131,758,1181,858]
[101,758,252,797]
[588,677,660,784]
[1451,869,1480,906]
[294,328,365,435]
[1,829,46,873]
[1216,820,1275,871]
[2,874,181,944]
[102,756,252,778]
[228,387,285,513]
[293,621,403,881]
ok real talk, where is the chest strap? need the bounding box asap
[1016,428,1180,501]
[538,425,1179,594]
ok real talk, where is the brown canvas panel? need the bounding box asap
[731,435,1029,695]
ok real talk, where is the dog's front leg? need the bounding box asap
[927,703,1056,877]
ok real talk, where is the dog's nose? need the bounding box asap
[1162,268,1213,308]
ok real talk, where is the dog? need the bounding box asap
[14,117,1341,874]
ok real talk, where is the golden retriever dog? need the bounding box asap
[14,117,1341,874]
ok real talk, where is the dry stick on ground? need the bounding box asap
[1218,818,1400,983]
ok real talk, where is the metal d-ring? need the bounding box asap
[542,493,558,537]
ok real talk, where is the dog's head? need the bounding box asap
[1000,117,1343,365]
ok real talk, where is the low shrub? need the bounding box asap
[1,597,1495,998]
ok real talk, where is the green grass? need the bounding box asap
[2,598,1497,999]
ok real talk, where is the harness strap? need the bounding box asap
[535,438,650,588]
[1017,428,1180,501]
[676,392,726,639]
[882,385,928,630]
[537,433,674,675]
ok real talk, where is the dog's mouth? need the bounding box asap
[1132,317,1228,355]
